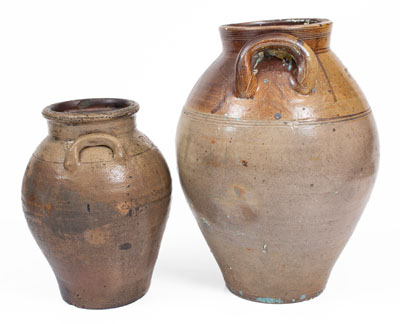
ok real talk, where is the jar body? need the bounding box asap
[176,20,379,303]
[22,100,171,309]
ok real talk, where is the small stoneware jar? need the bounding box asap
[22,98,171,309]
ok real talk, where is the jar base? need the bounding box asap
[57,278,150,309]
[61,291,147,309]
[227,286,324,304]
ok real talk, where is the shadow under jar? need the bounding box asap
[22,98,171,309]
[176,19,379,303]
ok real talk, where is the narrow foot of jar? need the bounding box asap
[227,286,324,304]
[57,279,149,309]
[61,291,147,309]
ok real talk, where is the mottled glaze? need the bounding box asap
[177,19,379,303]
[22,99,171,309]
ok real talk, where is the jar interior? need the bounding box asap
[51,98,132,114]
[225,19,325,28]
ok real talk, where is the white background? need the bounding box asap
[0,0,398,323]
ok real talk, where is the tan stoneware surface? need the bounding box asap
[22,98,171,309]
[176,19,379,303]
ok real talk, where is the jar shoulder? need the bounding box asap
[33,129,155,163]
[23,129,171,204]
[184,50,370,121]
[22,146,171,212]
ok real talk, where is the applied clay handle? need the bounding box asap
[234,33,318,98]
[64,133,127,171]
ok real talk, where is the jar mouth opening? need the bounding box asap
[221,18,331,30]
[42,98,139,123]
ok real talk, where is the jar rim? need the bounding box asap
[42,98,139,123]
[220,18,332,31]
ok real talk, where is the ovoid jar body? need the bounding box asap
[22,99,171,309]
[176,19,379,303]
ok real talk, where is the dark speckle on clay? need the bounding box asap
[119,243,132,250]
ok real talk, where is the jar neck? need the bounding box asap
[219,19,332,54]
[47,116,137,141]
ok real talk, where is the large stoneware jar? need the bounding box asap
[176,19,379,303]
[22,98,171,309]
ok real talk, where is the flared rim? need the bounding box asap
[42,98,139,123]
[220,18,331,31]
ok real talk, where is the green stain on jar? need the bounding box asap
[256,297,283,304]
[200,217,210,228]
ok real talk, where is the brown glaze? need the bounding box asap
[177,19,379,303]
[22,98,171,309]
